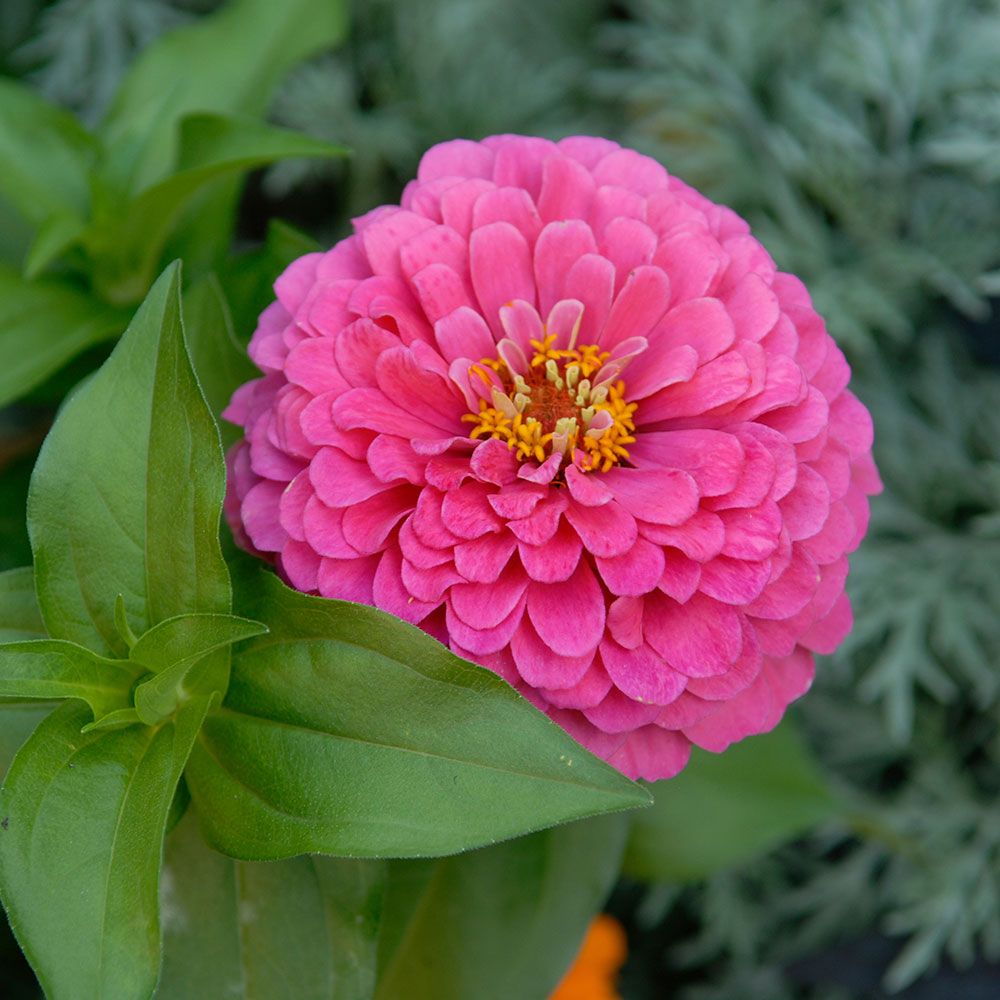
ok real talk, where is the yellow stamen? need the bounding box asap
[464,334,637,475]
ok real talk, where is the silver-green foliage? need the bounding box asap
[604,0,1000,353]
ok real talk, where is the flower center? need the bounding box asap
[461,332,638,473]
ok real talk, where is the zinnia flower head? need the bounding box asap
[224,134,881,781]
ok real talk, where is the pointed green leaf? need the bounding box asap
[0,639,143,718]
[623,719,838,883]
[91,113,346,296]
[0,696,212,1000]
[100,0,349,193]
[158,810,385,1000]
[0,567,44,642]
[0,264,123,407]
[186,573,650,861]
[0,78,95,227]
[131,613,267,724]
[28,263,231,658]
[183,276,258,445]
[130,613,269,673]
[374,814,628,1000]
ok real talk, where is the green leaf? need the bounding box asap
[158,810,385,1000]
[0,696,212,1000]
[183,276,258,446]
[100,0,349,193]
[0,702,51,780]
[28,263,231,658]
[0,263,123,407]
[23,211,86,279]
[130,613,267,724]
[0,567,45,642]
[623,719,838,883]
[186,573,650,861]
[0,78,95,227]
[90,113,346,300]
[218,219,321,339]
[374,814,628,1000]
[0,639,143,719]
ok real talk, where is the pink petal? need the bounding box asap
[285,338,352,395]
[375,347,466,429]
[372,548,435,624]
[648,297,736,366]
[686,622,763,700]
[366,435,427,485]
[241,480,286,552]
[453,531,517,583]
[592,148,669,195]
[398,517,452,569]
[608,727,691,782]
[779,464,831,540]
[697,555,772,605]
[723,272,780,341]
[602,468,699,526]
[630,430,744,497]
[565,499,638,558]
[279,540,320,592]
[644,592,743,678]
[518,519,582,583]
[411,489,462,548]
[719,500,783,560]
[470,222,536,336]
[599,266,671,350]
[652,232,726,302]
[526,559,606,657]
[745,548,820,620]
[605,597,644,657]
[510,619,593,689]
[658,554,702,603]
[472,186,542,244]
[563,253,616,345]
[401,558,463,603]
[340,486,414,554]
[418,139,495,181]
[434,307,495,363]
[310,446,388,507]
[506,492,567,545]
[639,510,725,562]
[595,537,665,596]
[361,210,436,279]
[639,350,751,423]
[601,640,686,705]
[470,438,520,485]
[537,154,597,223]
[444,592,526,655]
[601,218,657,293]
[317,554,380,604]
[539,658,613,710]
[278,471,312,542]
[409,264,474,324]
[450,562,528,630]
[440,482,502,539]
[564,465,613,507]
[302,495,360,559]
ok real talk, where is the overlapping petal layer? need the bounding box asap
[225,134,881,780]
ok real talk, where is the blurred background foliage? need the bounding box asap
[1,0,999,998]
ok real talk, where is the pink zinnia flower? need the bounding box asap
[224,135,881,781]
